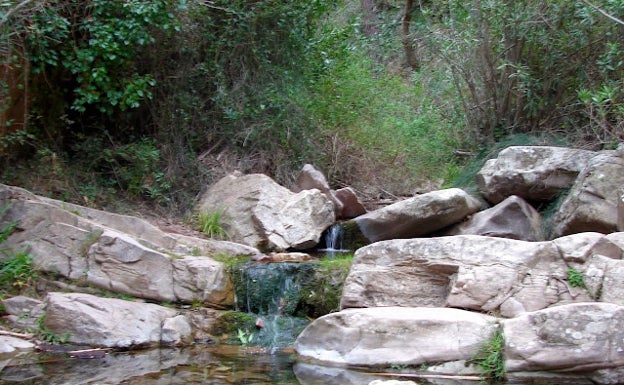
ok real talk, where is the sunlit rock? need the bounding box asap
[44,292,190,348]
[477,146,595,204]
[294,307,497,368]
[196,173,334,250]
[552,149,624,237]
[351,188,481,243]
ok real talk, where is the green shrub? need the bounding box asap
[471,328,506,382]
[195,209,229,240]
[567,267,585,288]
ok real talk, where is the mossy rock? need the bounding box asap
[210,311,256,337]
[342,220,370,251]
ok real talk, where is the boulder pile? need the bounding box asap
[1,144,624,384]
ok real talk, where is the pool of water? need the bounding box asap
[0,344,597,385]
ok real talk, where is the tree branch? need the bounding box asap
[580,0,624,26]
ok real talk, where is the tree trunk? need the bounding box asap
[360,0,379,38]
[402,0,420,71]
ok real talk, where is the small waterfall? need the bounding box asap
[234,262,311,350]
[319,222,349,253]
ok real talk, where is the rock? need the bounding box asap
[196,173,335,250]
[552,232,622,263]
[1,296,45,330]
[443,195,544,241]
[292,164,344,217]
[552,150,624,237]
[351,188,481,243]
[293,363,395,385]
[618,189,624,231]
[339,234,624,315]
[334,187,367,219]
[252,252,312,263]
[0,336,35,354]
[171,256,234,306]
[369,381,417,385]
[43,292,190,348]
[294,307,498,368]
[503,302,624,374]
[161,315,193,346]
[476,146,596,204]
[0,184,243,306]
[87,229,177,301]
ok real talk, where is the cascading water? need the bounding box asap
[234,262,311,351]
[318,222,350,255]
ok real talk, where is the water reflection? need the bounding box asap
[0,344,597,385]
[0,345,299,385]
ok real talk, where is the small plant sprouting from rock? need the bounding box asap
[236,328,254,347]
[472,328,505,383]
[195,209,229,240]
[36,315,70,344]
[567,267,585,288]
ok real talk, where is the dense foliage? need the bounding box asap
[0,0,622,214]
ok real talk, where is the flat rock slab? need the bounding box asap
[44,292,191,348]
[294,307,498,368]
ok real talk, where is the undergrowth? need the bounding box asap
[471,328,506,383]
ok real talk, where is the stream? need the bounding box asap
[0,225,595,385]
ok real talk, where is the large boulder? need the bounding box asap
[351,188,481,243]
[294,307,497,369]
[476,146,596,204]
[340,233,624,316]
[196,173,335,250]
[294,303,624,384]
[503,302,624,381]
[0,184,248,306]
[442,195,544,241]
[334,187,367,219]
[551,149,624,237]
[43,292,191,348]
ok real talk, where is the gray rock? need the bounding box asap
[0,336,35,354]
[1,296,45,330]
[477,146,596,204]
[294,307,497,368]
[43,292,189,348]
[443,195,543,241]
[196,173,335,250]
[340,233,624,315]
[504,302,624,373]
[552,151,624,237]
[618,189,624,231]
[0,184,245,306]
[352,188,481,242]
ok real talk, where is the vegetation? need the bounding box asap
[568,267,586,288]
[299,254,353,317]
[471,328,506,383]
[0,203,38,295]
[1,0,622,214]
[195,209,229,240]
